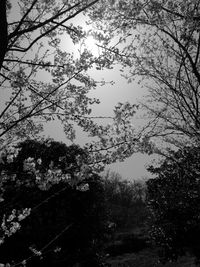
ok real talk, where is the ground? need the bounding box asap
[106,248,196,267]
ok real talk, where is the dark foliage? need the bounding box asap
[0,139,108,267]
[147,147,200,264]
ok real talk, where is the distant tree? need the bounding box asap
[103,170,147,231]
[0,139,108,266]
[147,146,200,264]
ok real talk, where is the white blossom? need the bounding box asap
[76,183,89,192]
[18,208,31,221]
[37,158,42,165]
[23,158,36,173]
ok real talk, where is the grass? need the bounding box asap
[106,248,196,267]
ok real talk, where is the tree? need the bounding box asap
[146,146,200,264]
[103,170,147,230]
[87,0,200,151]
[0,139,108,266]
[0,0,147,171]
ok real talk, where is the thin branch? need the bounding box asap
[9,0,99,53]
[0,66,85,138]
[0,88,22,120]
[11,0,38,38]
[51,20,79,34]
[8,2,79,40]
[195,31,200,65]
[160,26,200,85]
[161,3,200,21]
[28,83,64,111]
[41,223,73,252]
[0,73,9,81]
[4,58,65,68]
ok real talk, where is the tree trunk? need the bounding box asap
[0,0,8,71]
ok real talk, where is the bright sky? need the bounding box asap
[42,14,156,180]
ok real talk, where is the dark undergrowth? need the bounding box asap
[104,228,196,267]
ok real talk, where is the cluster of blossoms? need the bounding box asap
[23,157,36,173]
[36,169,72,191]
[22,155,90,191]
[0,146,23,246]
[0,145,21,164]
[0,208,31,245]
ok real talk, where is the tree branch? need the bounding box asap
[4,58,65,68]
[8,2,79,40]
[9,0,99,53]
